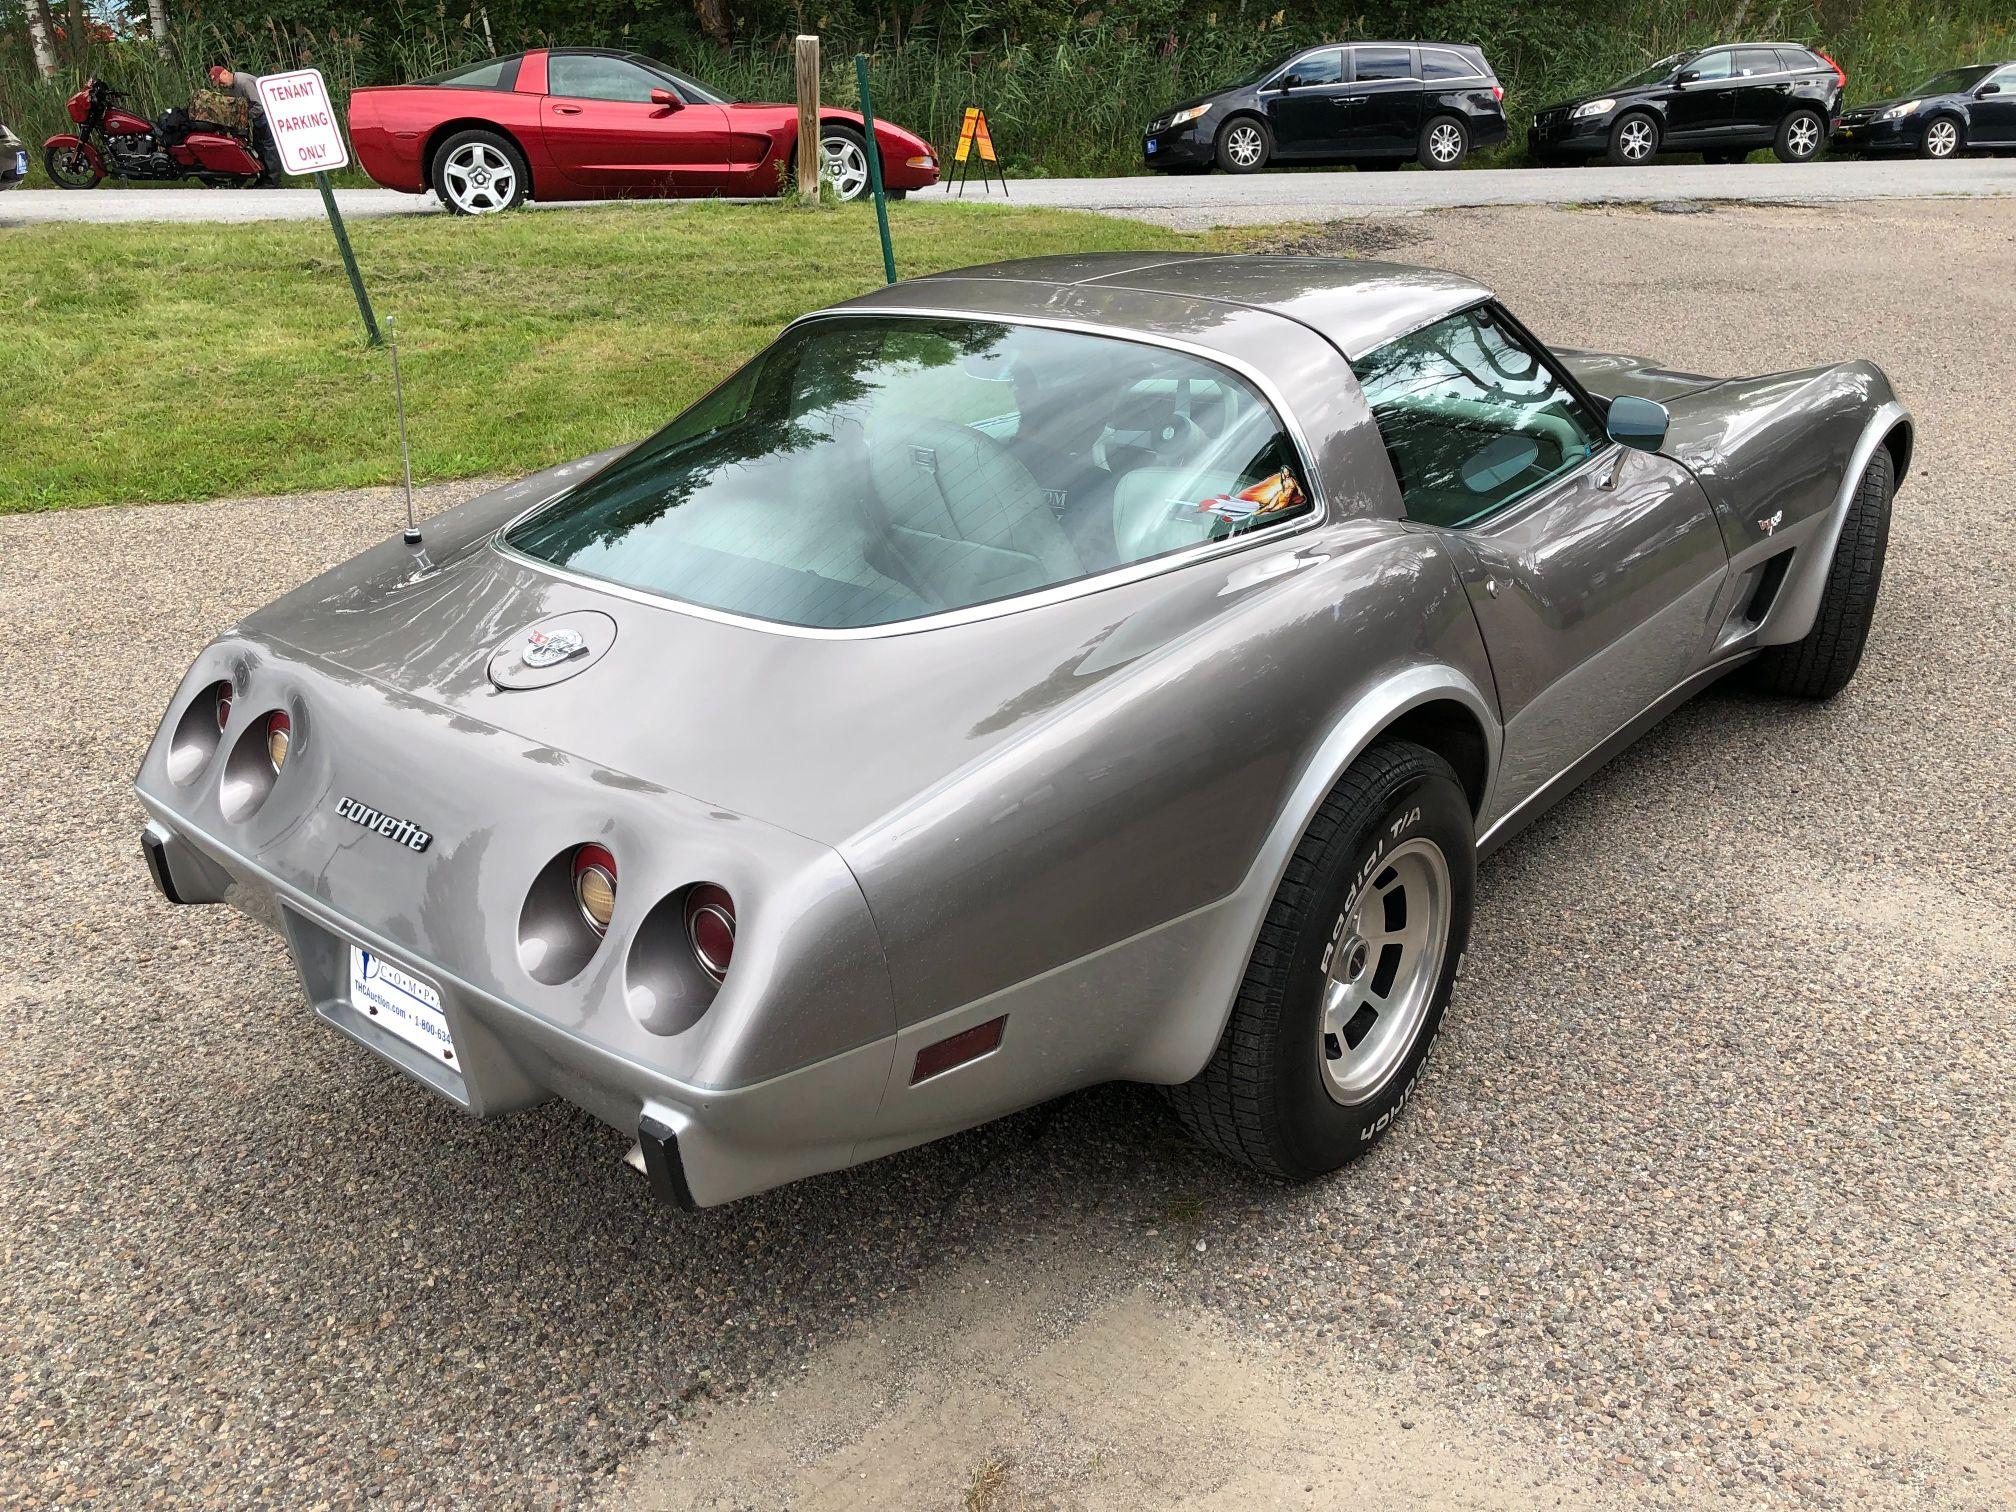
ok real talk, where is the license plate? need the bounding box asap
[1145,139,1158,154]
[348,946,455,1065]
[13,151,25,177]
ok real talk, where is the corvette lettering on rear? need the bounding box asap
[334,796,433,853]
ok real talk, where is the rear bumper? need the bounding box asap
[138,812,898,1209]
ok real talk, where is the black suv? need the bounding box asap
[1833,61,2016,158]
[1531,44,1845,165]
[1144,41,1509,175]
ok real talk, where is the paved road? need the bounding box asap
[6,201,2014,1508]
[2,156,2010,227]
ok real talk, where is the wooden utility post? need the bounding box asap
[795,35,821,203]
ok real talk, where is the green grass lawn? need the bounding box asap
[4,201,1196,512]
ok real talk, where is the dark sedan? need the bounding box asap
[1833,61,2016,158]
[1531,43,1844,165]
[1144,41,1508,175]
[1,120,27,189]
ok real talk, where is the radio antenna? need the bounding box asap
[386,316,436,578]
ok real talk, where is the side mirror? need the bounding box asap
[649,88,683,111]
[1278,73,1302,91]
[1677,69,1701,86]
[1607,394,1670,453]
[1980,83,2003,96]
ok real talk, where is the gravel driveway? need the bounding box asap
[4,199,2012,1508]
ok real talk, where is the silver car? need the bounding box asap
[137,256,1909,1207]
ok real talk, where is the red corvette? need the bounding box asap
[348,46,939,213]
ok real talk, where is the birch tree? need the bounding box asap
[25,0,60,77]
[149,0,172,53]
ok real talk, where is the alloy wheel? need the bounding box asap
[1318,837,1453,1105]
[1619,119,1655,161]
[1787,115,1821,159]
[1428,122,1463,164]
[1227,125,1264,168]
[441,141,517,213]
[1926,120,1958,157]
[820,134,869,201]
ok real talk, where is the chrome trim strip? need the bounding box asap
[490,306,1333,642]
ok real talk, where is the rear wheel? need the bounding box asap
[431,129,527,215]
[1419,115,1469,169]
[1608,112,1660,165]
[1745,447,1894,700]
[1215,116,1271,173]
[1774,109,1826,162]
[1168,741,1474,1180]
[44,143,102,189]
[1919,116,1962,159]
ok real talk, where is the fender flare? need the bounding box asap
[1757,399,1910,646]
[1127,663,1500,1086]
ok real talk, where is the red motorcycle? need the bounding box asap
[43,78,269,189]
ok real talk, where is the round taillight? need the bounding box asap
[572,844,617,935]
[265,710,292,773]
[684,883,735,983]
[215,685,234,732]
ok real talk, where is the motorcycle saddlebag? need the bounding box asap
[179,130,262,174]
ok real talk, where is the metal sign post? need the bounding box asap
[853,54,897,285]
[257,68,380,346]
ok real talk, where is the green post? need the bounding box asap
[316,169,382,346]
[853,54,897,285]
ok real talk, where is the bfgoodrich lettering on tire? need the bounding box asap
[1168,740,1474,1180]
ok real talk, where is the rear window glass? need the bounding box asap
[1775,48,1819,73]
[427,56,519,89]
[1354,48,1414,82]
[1735,49,1782,77]
[1421,50,1477,82]
[505,318,1313,629]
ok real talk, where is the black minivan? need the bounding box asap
[1143,41,1509,175]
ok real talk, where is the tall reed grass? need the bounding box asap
[3,1,2011,186]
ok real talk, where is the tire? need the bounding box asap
[1919,116,1962,159]
[1745,446,1894,700]
[1215,116,1271,174]
[1419,114,1469,169]
[44,143,103,189]
[816,124,871,201]
[1704,149,1749,165]
[1168,741,1475,1181]
[1607,112,1660,165]
[1774,108,1826,162]
[431,128,528,215]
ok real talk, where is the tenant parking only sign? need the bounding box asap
[255,68,350,175]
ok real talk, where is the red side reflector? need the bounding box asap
[911,1015,1006,1084]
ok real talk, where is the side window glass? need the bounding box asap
[1352,306,1607,530]
[1354,48,1414,83]
[1775,48,1816,74]
[1736,49,1780,77]
[1289,50,1344,86]
[547,56,664,103]
[1688,51,1735,82]
[1421,50,1473,82]
[1988,66,2016,92]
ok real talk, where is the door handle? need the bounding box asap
[553,104,583,115]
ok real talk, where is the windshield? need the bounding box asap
[1223,51,1297,90]
[1909,65,1991,97]
[1612,53,1685,90]
[505,317,1313,630]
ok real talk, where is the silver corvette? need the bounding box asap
[137,256,1909,1208]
